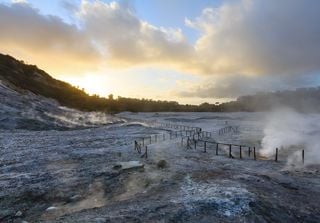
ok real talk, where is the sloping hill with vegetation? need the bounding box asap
[0,54,107,111]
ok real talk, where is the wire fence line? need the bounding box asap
[129,118,305,164]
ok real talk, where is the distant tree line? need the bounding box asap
[1,53,320,113]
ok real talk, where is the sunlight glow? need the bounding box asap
[60,74,111,97]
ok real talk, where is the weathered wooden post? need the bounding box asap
[145,146,148,158]
[204,141,207,153]
[187,136,190,149]
[229,144,232,158]
[142,138,145,147]
[194,140,197,150]
[240,146,242,159]
[275,148,278,162]
[216,143,219,155]
[302,149,305,164]
[254,147,256,160]
[248,147,251,157]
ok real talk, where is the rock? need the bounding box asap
[15,211,23,217]
[70,194,82,202]
[113,161,144,171]
[95,217,107,223]
[157,160,168,169]
[46,206,59,211]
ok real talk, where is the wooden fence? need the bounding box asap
[130,119,305,164]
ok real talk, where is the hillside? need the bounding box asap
[0,54,107,111]
[0,78,121,130]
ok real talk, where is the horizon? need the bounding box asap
[1,0,320,105]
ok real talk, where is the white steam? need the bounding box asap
[260,108,320,166]
[45,106,123,128]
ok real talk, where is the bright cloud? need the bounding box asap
[0,2,101,74]
[77,0,194,68]
[189,0,320,75]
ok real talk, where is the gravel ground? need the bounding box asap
[0,113,320,223]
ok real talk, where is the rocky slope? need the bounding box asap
[0,78,121,130]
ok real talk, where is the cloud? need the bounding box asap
[0,1,195,74]
[1,0,320,82]
[77,0,194,68]
[175,74,320,99]
[0,2,101,74]
[188,0,320,75]
[60,0,78,13]
[175,75,267,99]
[11,0,27,3]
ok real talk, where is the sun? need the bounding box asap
[59,74,110,97]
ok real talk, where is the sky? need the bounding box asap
[0,0,320,105]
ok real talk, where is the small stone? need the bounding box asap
[46,206,58,211]
[95,217,107,223]
[15,211,23,217]
[70,194,82,201]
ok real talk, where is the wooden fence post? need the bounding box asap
[248,147,251,157]
[240,146,242,159]
[302,149,304,164]
[216,143,219,155]
[204,141,207,153]
[229,144,232,158]
[275,148,278,162]
[254,147,256,160]
[187,137,190,149]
